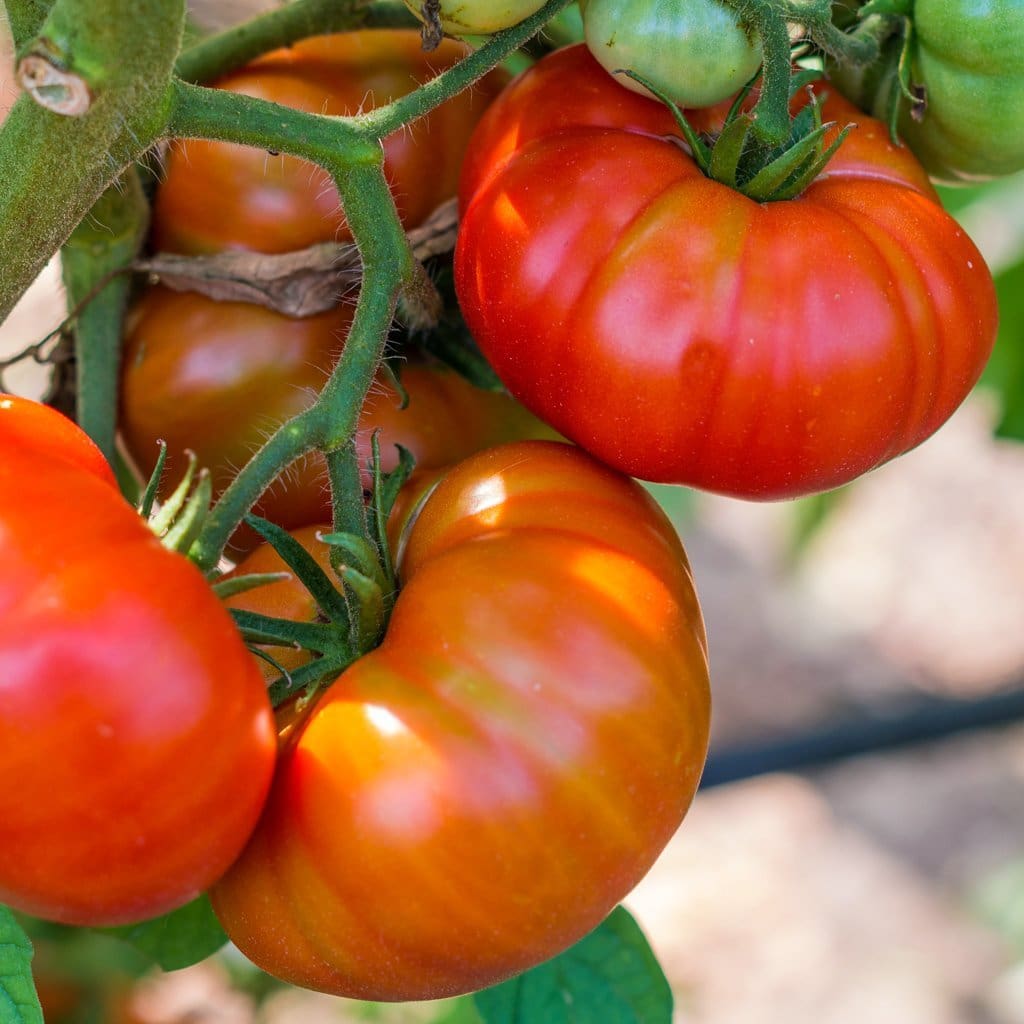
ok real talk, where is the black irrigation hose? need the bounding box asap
[699,684,1024,788]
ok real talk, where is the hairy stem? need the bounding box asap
[175,0,374,84]
[363,0,571,137]
[60,169,148,466]
[0,0,183,321]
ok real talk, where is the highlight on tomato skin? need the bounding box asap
[0,393,116,486]
[0,399,277,927]
[212,440,711,1002]
[454,44,999,501]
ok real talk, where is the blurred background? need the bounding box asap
[3,3,1024,1022]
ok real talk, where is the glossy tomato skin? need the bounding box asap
[152,31,506,254]
[212,440,710,1000]
[455,45,998,500]
[0,393,116,486]
[581,0,762,108]
[831,0,1024,183]
[0,405,276,926]
[119,286,554,541]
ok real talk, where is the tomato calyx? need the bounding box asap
[141,444,214,555]
[225,437,416,708]
[226,514,358,707]
[633,67,853,201]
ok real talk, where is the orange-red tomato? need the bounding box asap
[455,45,998,499]
[1,393,115,486]
[212,441,710,1000]
[152,31,506,255]
[0,399,275,926]
[119,287,552,540]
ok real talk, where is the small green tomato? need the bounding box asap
[581,0,762,108]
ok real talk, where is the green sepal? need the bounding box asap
[160,468,211,554]
[620,69,711,174]
[624,48,852,201]
[243,513,352,625]
[137,439,167,519]
[266,651,351,708]
[743,122,834,201]
[380,356,410,410]
[317,531,383,582]
[248,644,292,680]
[211,571,292,600]
[368,435,416,595]
[766,124,851,198]
[708,113,753,190]
[229,607,340,652]
[340,563,386,653]
[148,450,197,536]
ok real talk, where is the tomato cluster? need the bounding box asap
[7,3,1006,1012]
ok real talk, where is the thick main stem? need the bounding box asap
[0,0,183,321]
[60,169,148,465]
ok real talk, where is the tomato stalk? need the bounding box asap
[714,0,882,145]
[175,0,378,85]
[362,0,574,136]
[59,170,148,469]
[0,0,184,322]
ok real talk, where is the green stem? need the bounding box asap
[362,0,572,137]
[0,0,183,322]
[161,82,385,569]
[782,0,882,65]
[326,442,369,539]
[174,0,374,84]
[60,168,148,466]
[166,77,372,161]
[718,0,791,145]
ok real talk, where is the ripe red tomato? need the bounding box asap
[0,393,115,486]
[119,286,553,541]
[455,45,999,500]
[152,31,507,255]
[211,440,710,1000]
[0,401,276,926]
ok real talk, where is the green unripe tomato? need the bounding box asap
[581,0,761,108]
[831,0,1024,184]
[404,0,548,35]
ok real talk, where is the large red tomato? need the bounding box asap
[212,440,710,1000]
[0,399,275,926]
[119,286,553,540]
[152,31,506,255]
[455,45,998,500]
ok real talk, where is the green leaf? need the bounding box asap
[473,907,671,1024]
[103,896,227,972]
[0,905,42,1024]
